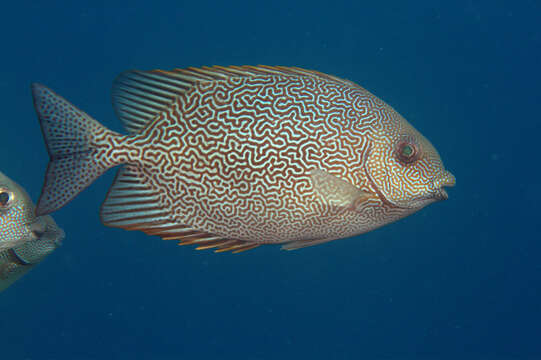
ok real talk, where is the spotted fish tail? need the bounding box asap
[32,83,127,216]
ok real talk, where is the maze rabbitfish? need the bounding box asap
[32,66,454,253]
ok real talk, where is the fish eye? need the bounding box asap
[396,140,419,164]
[0,188,14,209]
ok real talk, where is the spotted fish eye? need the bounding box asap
[396,139,420,164]
[0,188,14,209]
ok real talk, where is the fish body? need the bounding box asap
[0,171,64,292]
[32,66,454,252]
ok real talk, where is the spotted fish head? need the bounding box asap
[0,171,64,292]
[365,114,455,210]
[0,171,64,251]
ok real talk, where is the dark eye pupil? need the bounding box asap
[402,144,413,157]
[0,192,10,206]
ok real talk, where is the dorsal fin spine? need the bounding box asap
[112,65,356,136]
[132,71,192,93]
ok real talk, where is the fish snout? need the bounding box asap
[53,227,65,246]
[30,216,64,246]
[432,171,456,201]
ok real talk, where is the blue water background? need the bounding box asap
[1,1,540,359]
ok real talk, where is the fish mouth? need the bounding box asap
[432,170,456,201]
[28,216,65,246]
[52,227,65,246]
[434,188,449,201]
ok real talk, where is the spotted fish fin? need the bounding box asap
[309,169,373,212]
[32,84,121,216]
[112,65,358,134]
[100,166,259,253]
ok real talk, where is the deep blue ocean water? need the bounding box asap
[1,1,540,359]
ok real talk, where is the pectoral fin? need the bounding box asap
[0,259,33,292]
[309,169,373,212]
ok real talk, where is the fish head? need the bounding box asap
[365,115,455,210]
[0,171,63,292]
[0,171,64,251]
[0,214,63,292]
[8,214,64,264]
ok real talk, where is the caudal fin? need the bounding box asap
[32,83,118,216]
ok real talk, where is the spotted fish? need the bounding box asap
[0,171,64,292]
[32,66,454,252]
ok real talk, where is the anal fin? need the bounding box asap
[178,237,259,254]
[281,238,333,251]
[100,165,170,230]
[100,166,259,254]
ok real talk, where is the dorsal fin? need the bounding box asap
[112,65,356,134]
[112,70,189,134]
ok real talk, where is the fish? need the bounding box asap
[0,171,64,292]
[31,65,455,253]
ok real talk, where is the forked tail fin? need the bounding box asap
[32,83,121,216]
